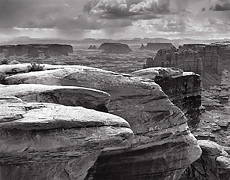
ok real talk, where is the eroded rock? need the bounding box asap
[0,84,110,112]
[0,96,133,180]
[4,64,202,180]
[180,140,230,180]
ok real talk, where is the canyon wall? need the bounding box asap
[132,67,202,128]
[145,43,230,76]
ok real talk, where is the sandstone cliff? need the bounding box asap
[99,43,132,54]
[0,64,202,180]
[145,43,230,80]
[132,67,202,129]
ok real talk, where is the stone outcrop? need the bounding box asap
[180,140,230,180]
[98,43,132,54]
[2,64,202,180]
[141,43,173,51]
[0,96,133,180]
[132,67,202,128]
[0,84,110,112]
[0,44,73,58]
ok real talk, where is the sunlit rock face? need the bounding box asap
[0,96,133,180]
[132,67,202,129]
[98,43,132,54]
[0,84,110,112]
[3,64,202,180]
[0,44,73,58]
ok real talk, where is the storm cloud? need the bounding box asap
[0,0,229,40]
[210,0,230,11]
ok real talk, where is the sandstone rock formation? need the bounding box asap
[0,44,73,58]
[98,43,132,54]
[140,43,173,51]
[132,67,202,128]
[0,96,133,180]
[180,140,230,180]
[0,84,110,112]
[145,43,230,77]
[2,64,202,180]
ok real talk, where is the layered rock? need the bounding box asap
[0,44,73,58]
[98,43,132,54]
[145,43,230,76]
[0,96,133,180]
[141,43,173,51]
[0,84,110,112]
[132,67,202,128]
[3,64,202,180]
[146,47,203,74]
[180,140,230,180]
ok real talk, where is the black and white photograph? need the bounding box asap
[0,0,230,179]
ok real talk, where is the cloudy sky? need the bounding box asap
[1,0,230,40]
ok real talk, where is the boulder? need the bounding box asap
[0,96,133,180]
[4,65,202,180]
[0,84,110,112]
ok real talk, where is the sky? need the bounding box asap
[0,0,230,40]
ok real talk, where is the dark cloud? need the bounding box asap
[0,0,85,29]
[0,0,229,40]
[210,0,230,11]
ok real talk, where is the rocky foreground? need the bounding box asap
[0,64,201,180]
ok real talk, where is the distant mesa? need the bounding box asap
[99,43,132,54]
[0,44,73,58]
[88,45,97,50]
[140,43,173,51]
